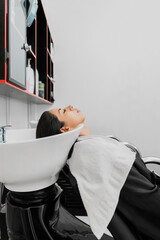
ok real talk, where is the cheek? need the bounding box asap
[67,112,85,127]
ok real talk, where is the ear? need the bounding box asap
[60,126,73,133]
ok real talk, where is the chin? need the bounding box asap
[81,114,85,122]
[77,110,85,123]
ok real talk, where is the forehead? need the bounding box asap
[49,108,59,117]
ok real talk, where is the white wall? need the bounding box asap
[42,0,160,157]
[0,96,52,129]
[0,97,33,129]
[0,0,160,157]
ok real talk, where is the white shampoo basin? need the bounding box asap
[0,124,83,192]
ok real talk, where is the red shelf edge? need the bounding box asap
[2,82,52,103]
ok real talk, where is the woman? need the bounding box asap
[36,105,91,138]
[36,105,160,240]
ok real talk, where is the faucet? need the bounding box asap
[0,125,12,143]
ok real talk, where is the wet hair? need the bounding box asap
[36,111,65,138]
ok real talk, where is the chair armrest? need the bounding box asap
[143,157,160,176]
[143,157,160,164]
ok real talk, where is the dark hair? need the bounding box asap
[36,111,65,138]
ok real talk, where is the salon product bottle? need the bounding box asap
[39,81,45,98]
[26,0,38,27]
[26,58,34,94]
[35,69,39,95]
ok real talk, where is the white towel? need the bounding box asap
[69,136,136,239]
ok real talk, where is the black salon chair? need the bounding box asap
[1,155,160,240]
[0,164,113,240]
[0,183,8,240]
[57,155,160,240]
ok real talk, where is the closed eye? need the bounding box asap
[63,109,66,113]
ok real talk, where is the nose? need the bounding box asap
[65,105,73,110]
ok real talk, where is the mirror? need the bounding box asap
[8,0,26,89]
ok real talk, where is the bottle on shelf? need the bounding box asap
[38,81,45,98]
[26,58,35,94]
[26,0,39,27]
[35,69,39,95]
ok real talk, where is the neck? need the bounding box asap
[79,124,91,136]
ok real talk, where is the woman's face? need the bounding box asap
[49,105,85,129]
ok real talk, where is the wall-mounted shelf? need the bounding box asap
[0,0,55,104]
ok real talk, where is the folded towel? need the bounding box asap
[69,136,136,239]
